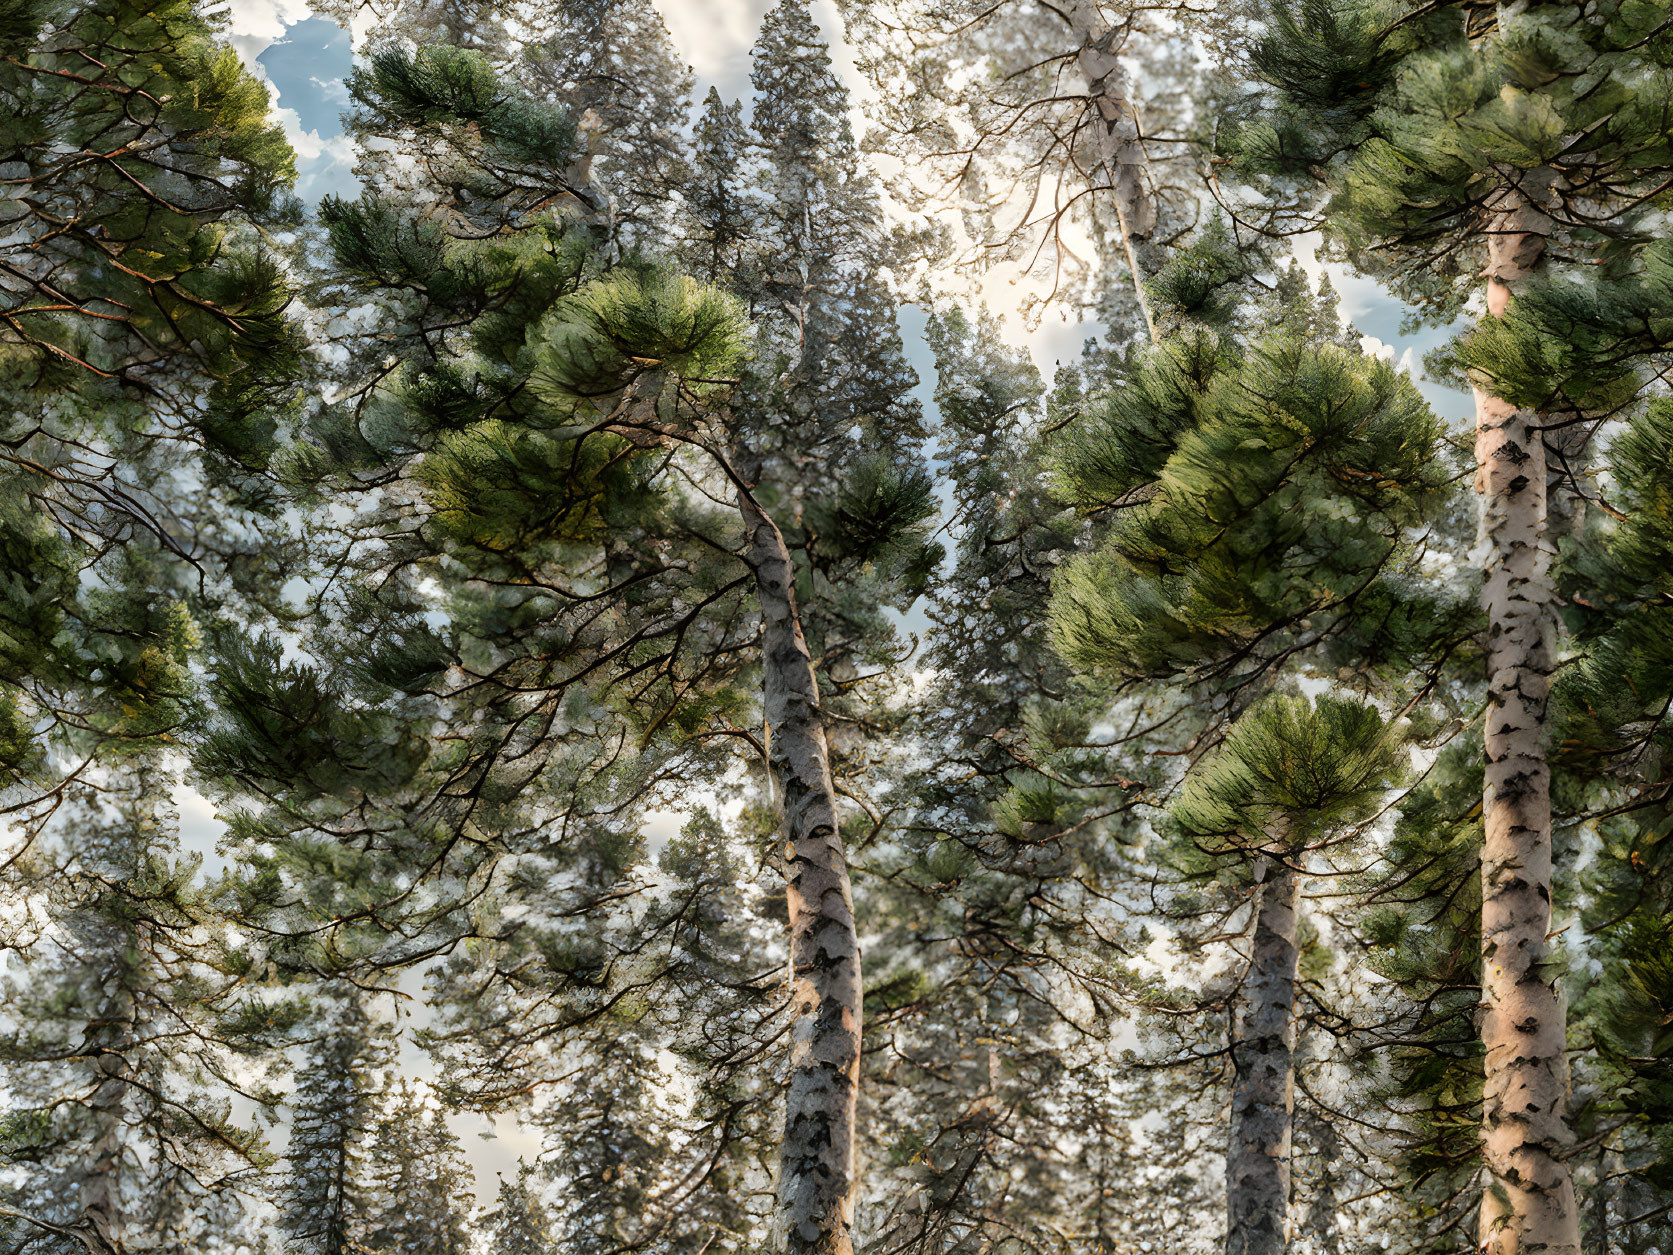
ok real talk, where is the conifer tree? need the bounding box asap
[483,1165,554,1255]
[0,0,298,841]
[420,803,777,1254]
[233,18,938,1251]
[1232,6,1673,1246]
[318,0,691,247]
[1168,694,1405,1255]
[1543,394,1673,1249]
[1047,268,1462,1251]
[841,0,1206,333]
[0,764,287,1253]
[519,0,694,243]
[682,88,762,288]
[357,1084,475,1255]
[278,998,394,1255]
[0,0,295,389]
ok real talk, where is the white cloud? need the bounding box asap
[657,0,772,91]
[1358,334,1417,374]
[310,75,353,104]
[224,0,313,45]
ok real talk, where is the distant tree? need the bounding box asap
[312,0,691,247]
[682,88,762,287]
[0,765,289,1254]
[518,0,694,243]
[278,998,394,1255]
[357,1084,475,1255]
[482,1165,555,1255]
[841,0,1211,334]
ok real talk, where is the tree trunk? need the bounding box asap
[1473,178,1580,1255]
[740,491,862,1255]
[81,1048,125,1248]
[1070,7,1158,342]
[1227,859,1300,1255]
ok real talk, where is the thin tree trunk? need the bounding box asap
[1473,177,1580,1255]
[82,1047,125,1248]
[1071,9,1158,342]
[740,491,862,1255]
[1227,859,1300,1255]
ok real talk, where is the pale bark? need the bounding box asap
[1226,860,1300,1255]
[740,492,862,1255]
[1472,179,1581,1255]
[1069,7,1158,342]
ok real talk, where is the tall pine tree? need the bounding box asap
[1233,4,1673,1246]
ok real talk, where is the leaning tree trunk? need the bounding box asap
[1227,859,1300,1255]
[740,491,863,1255]
[1472,177,1580,1255]
[1070,7,1158,342]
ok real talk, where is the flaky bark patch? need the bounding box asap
[1474,181,1579,1255]
[1226,862,1300,1255]
[742,493,862,1255]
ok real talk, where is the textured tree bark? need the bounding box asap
[1472,179,1581,1255]
[1226,860,1300,1255]
[1069,6,1158,342]
[740,491,862,1255]
[81,1048,125,1249]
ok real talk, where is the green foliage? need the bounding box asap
[1146,217,1264,331]
[0,772,285,1245]
[529,268,750,415]
[321,197,452,290]
[1557,398,1673,774]
[1050,329,1450,682]
[1049,328,1221,507]
[804,455,944,599]
[1170,693,1403,852]
[352,43,578,166]
[1249,0,1401,116]
[1459,238,1673,415]
[1236,0,1673,322]
[419,422,657,553]
[199,632,429,800]
[0,0,295,375]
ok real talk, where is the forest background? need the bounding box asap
[3,0,1671,1253]
[218,0,1475,1200]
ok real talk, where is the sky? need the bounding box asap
[209,0,1476,1208]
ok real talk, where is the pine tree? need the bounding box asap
[683,88,763,288]
[1544,394,1673,1249]
[357,1084,475,1255]
[519,0,694,245]
[0,0,299,839]
[1046,270,1463,1251]
[840,0,1209,333]
[420,803,778,1254]
[322,0,692,248]
[1168,695,1405,1255]
[278,999,394,1255]
[483,1165,554,1255]
[0,763,288,1253]
[1232,6,1673,1246]
[233,19,939,1252]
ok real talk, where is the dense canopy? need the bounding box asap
[2,2,1671,1254]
